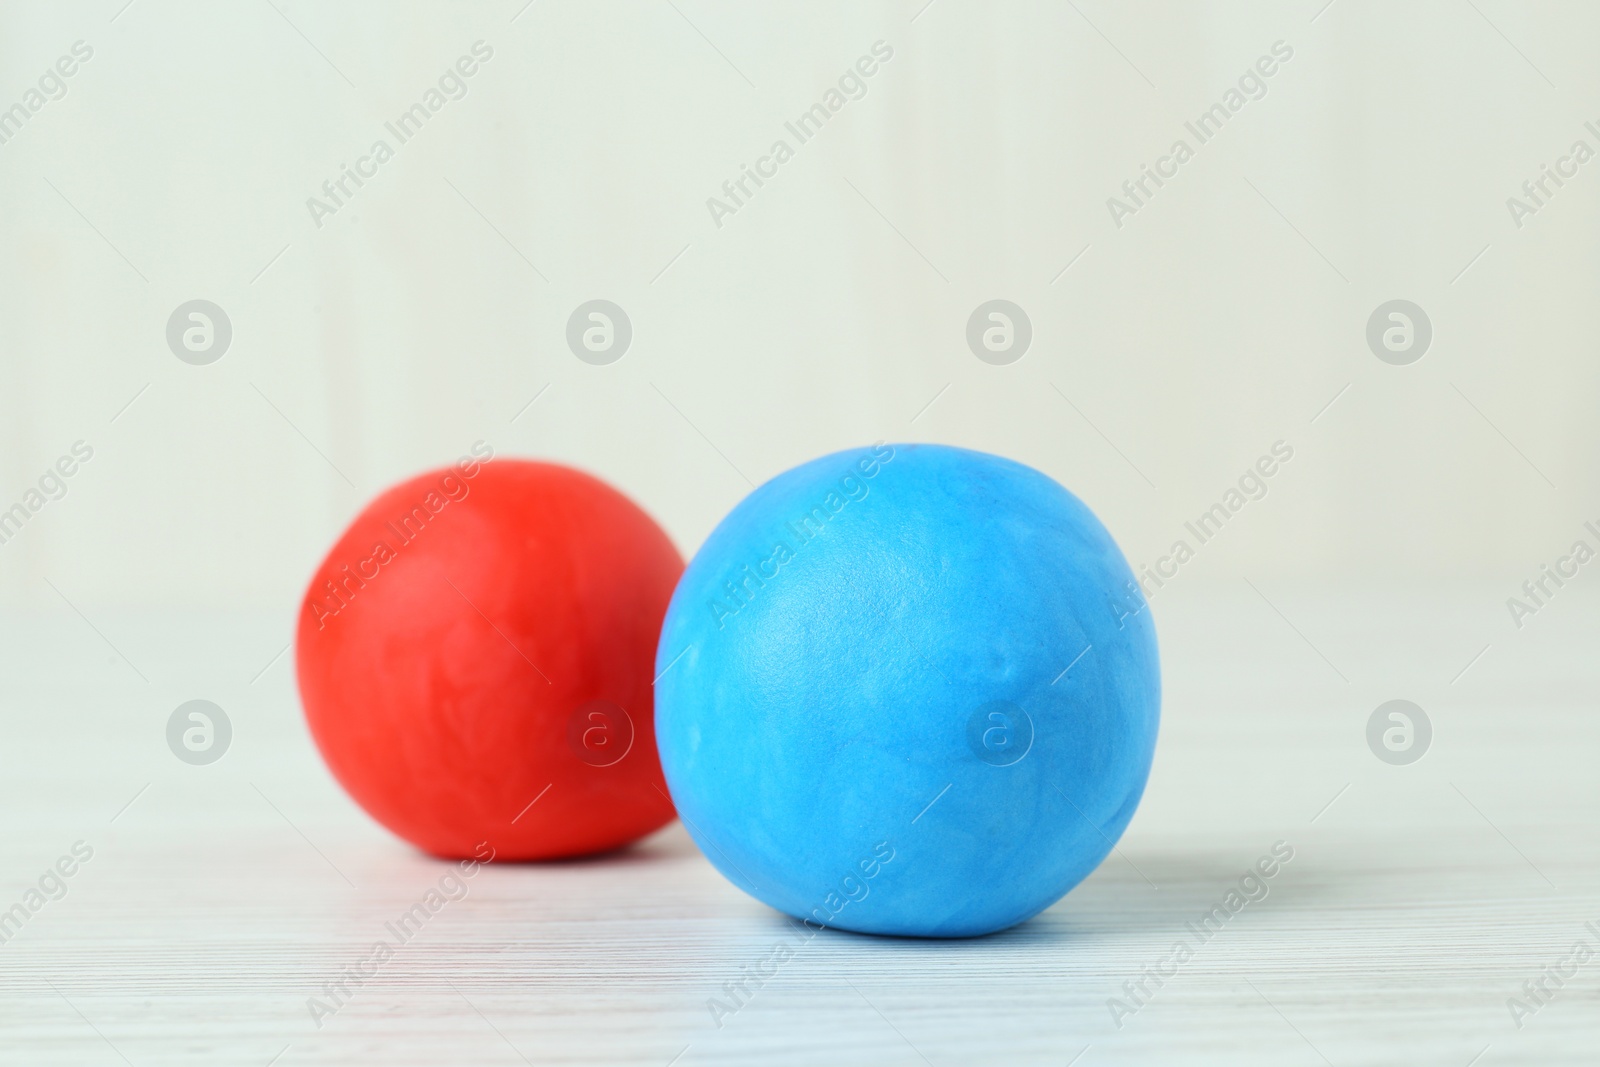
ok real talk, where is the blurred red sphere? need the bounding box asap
[295,452,681,860]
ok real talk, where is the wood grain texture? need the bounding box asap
[1,584,1595,1065]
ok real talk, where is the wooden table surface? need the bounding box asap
[2,581,1595,1065]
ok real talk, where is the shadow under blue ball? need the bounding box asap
[655,443,1160,937]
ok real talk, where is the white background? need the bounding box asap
[2,0,1595,614]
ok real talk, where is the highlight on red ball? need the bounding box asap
[294,444,682,861]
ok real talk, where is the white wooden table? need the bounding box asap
[2,582,1595,1065]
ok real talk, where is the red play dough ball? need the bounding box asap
[295,454,681,860]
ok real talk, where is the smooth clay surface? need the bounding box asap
[655,443,1161,937]
[297,458,682,861]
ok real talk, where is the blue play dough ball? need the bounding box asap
[654,443,1160,937]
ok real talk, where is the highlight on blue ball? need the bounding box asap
[654,443,1160,937]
